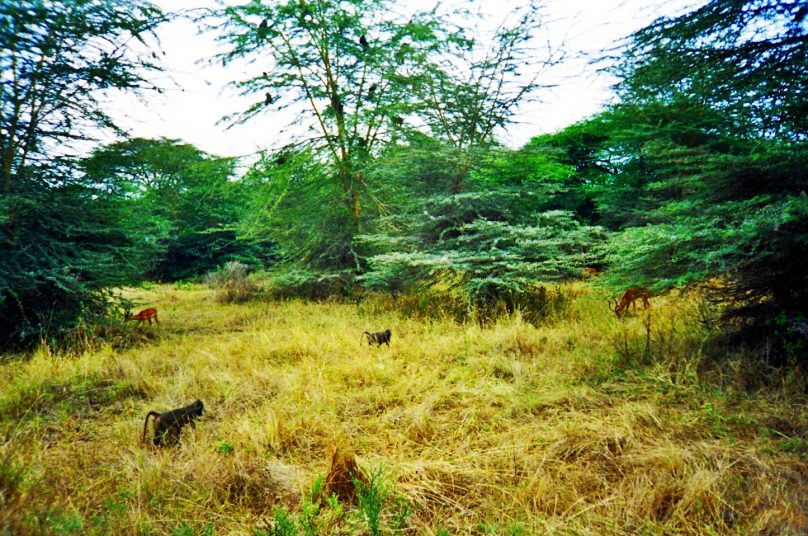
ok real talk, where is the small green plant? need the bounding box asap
[298,501,319,536]
[171,522,215,536]
[257,508,299,536]
[510,523,527,535]
[779,437,805,455]
[355,464,388,536]
[254,477,331,536]
[171,523,194,536]
[391,496,415,531]
[90,496,129,529]
[216,441,235,455]
[298,476,324,536]
[702,402,727,437]
[321,493,345,534]
[476,521,499,535]
[48,512,85,535]
[307,475,325,504]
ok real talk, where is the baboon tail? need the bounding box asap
[143,411,160,442]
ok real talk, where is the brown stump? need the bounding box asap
[321,448,369,504]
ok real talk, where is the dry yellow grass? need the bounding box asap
[1,283,805,535]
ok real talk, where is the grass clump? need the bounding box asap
[267,268,355,301]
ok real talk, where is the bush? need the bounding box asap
[363,284,570,326]
[470,282,569,326]
[205,262,261,304]
[267,268,357,301]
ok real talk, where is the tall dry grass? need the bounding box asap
[0,282,805,535]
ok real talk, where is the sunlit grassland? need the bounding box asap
[1,283,805,535]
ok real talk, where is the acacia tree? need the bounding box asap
[358,142,606,318]
[354,2,578,310]
[0,0,167,188]
[617,0,807,139]
[210,0,463,268]
[0,0,167,348]
[211,1,556,271]
[418,2,559,193]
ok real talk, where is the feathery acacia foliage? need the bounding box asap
[209,0,460,222]
[616,0,807,139]
[359,143,606,319]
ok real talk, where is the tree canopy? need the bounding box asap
[614,0,807,139]
[81,138,267,281]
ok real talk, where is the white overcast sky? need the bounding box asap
[106,0,697,159]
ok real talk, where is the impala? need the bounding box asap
[608,287,652,319]
[124,307,159,326]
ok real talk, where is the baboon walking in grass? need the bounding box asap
[362,329,391,346]
[142,400,204,447]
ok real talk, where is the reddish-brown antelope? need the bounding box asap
[125,307,159,326]
[608,287,652,319]
[581,267,600,277]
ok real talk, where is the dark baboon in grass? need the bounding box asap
[142,399,204,447]
[362,329,391,346]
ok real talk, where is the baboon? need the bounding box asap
[124,307,159,326]
[142,400,204,447]
[362,329,391,346]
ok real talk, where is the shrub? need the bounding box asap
[470,283,569,326]
[367,284,570,326]
[267,268,357,301]
[205,262,261,304]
